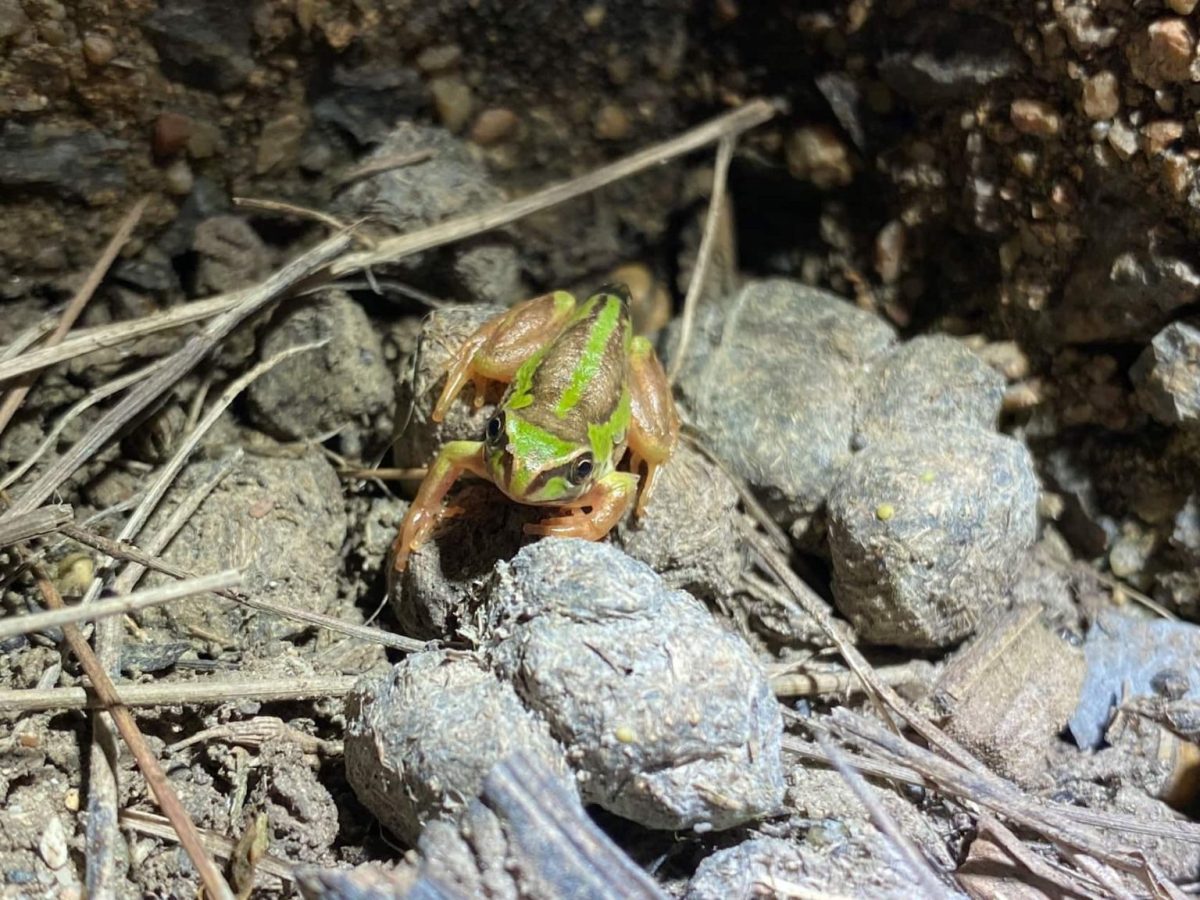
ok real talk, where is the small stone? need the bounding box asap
[1128,19,1194,88]
[1082,70,1120,120]
[1010,98,1061,138]
[0,0,30,39]
[186,119,221,158]
[1143,119,1184,156]
[255,112,306,174]
[786,125,853,187]
[1163,153,1192,197]
[469,107,518,145]
[38,816,68,870]
[1107,118,1139,159]
[152,112,192,159]
[415,44,462,73]
[1131,322,1200,425]
[82,33,116,66]
[163,158,193,195]
[582,4,606,28]
[873,219,905,284]
[1168,0,1198,13]
[430,76,473,133]
[1012,149,1039,177]
[593,103,631,140]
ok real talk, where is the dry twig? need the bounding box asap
[0,503,73,548]
[20,555,234,900]
[668,135,735,384]
[0,196,148,439]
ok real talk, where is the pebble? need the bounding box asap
[415,43,462,73]
[255,111,306,174]
[152,112,192,159]
[1128,19,1194,87]
[1168,0,1198,12]
[786,125,853,187]
[1131,322,1200,426]
[1107,118,1139,159]
[0,0,29,39]
[469,107,518,145]
[593,103,631,140]
[430,76,473,133]
[1010,98,1061,138]
[1143,119,1183,156]
[163,158,193,195]
[1082,70,1119,120]
[81,33,116,66]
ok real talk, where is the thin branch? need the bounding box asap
[0,315,56,362]
[233,197,370,245]
[771,660,935,698]
[0,196,149,439]
[329,99,778,276]
[0,293,243,386]
[0,504,73,548]
[668,135,735,384]
[21,555,234,900]
[0,570,241,640]
[0,231,351,519]
[334,147,435,186]
[817,733,953,900]
[0,675,358,713]
[120,809,294,884]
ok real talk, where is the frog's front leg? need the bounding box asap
[433,291,578,421]
[392,440,488,573]
[625,336,680,515]
[524,471,640,540]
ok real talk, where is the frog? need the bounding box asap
[391,283,679,574]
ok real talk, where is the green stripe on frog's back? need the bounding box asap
[554,292,626,417]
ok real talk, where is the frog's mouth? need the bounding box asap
[487,447,585,507]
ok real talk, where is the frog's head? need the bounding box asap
[482,409,596,505]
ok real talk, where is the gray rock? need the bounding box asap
[615,442,746,602]
[311,63,429,148]
[392,303,502,470]
[0,123,126,200]
[685,837,809,900]
[344,650,571,846]
[154,176,231,258]
[855,335,1005,447]
[1131,322,1200,426]
[486,540,784,831]
[334,123,521,305]
[676,278,896,546]
[828,425,1039,648]
[878,12,1024,106]
[142,0,253,92]
[192,215,272,295]
[246,291,394,455]
[139,451,346,648]
[1060,211,1200,343]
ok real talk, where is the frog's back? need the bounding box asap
[510,289,631,440]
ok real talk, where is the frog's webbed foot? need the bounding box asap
[524,472,639,541]
[392,441,487,574]
[626,336,680,517]
[432,292,578,422]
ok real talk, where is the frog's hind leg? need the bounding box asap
[625,336,680,516]
[433,291,577,421]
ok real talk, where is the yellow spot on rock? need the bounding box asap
[615,726,636,744]
[875,503,895,521]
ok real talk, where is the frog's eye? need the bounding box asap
[568,453,594,485]
[485,412,505,445]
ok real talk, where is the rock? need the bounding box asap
[470,107,519,145]
[486,540,785,831]
[0,0,30,39]
[785,126,854,188]
[828,425,1039,648]
[152,112,193,159]
[1010,99,1061,138]
[1058,4,1119,52]
[415,44,462,74]
[311,63,428,147]
[429,76,474,133]
[932,606,1085,783]
[1059,210,1200,343]
[154,176,231,258]
[1069,610,1200,750]
[255,112,307,174]
[334,123,521,305]
[142,0,254,92]
[877,11,1024,106]
[855,335,1005,448]
[675,278,896,546]
[163,159,194,195]
[685,838,808,900]
[81,33,116,67]
[0,122,126,200]
[245,291,394,455]
[1127,19,1194,88]
[1131,322,1200,426]
[593,103,631,140]
[344,651,572,846]
[139,452,347,648]
[614,442,745,603]
[1170,494,1200,562]
[192,215,272,295]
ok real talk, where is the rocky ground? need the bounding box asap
[3,0,1200,897]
